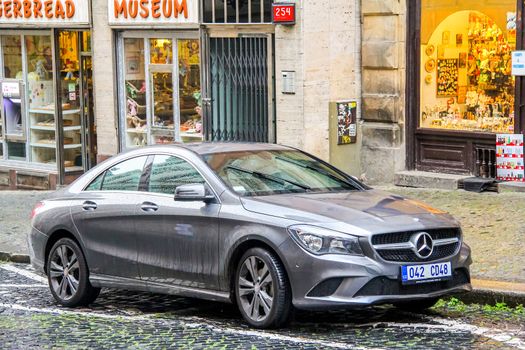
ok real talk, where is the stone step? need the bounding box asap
[394,170,471,190]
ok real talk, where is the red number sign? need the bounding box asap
[272,3,295,24]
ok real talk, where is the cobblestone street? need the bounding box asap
[0,263,524,349]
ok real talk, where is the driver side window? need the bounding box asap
[148,155,205,195]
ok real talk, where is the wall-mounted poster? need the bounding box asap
[337,101,357,145]
[437,59,459,96]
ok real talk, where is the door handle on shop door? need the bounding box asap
[140,202,158,212]
[82,201,97,211]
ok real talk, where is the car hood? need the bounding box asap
[240,190,459,235]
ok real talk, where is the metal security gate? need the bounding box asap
[203,36,272,142]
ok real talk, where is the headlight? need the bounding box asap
[288,225,363,256]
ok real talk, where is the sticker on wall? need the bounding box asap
[336,101,357,145]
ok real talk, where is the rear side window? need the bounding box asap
[148,155,205,195]
[85,173,104,191]
[95,156,148,192]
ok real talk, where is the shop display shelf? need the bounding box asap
[31,143,82,149]
[65,166,84,172]
[126,128,148,134]
[29,108,81,115]
[30,125,81,132]
[181,132,203,139]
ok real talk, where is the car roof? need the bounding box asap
[142,142,294,155]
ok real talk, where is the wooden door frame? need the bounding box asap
[406,0,525,171]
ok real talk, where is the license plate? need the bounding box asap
[401,262,452,284]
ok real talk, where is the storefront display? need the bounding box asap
[420,7,516,133]
[120,33,202,150]
[0,30,93,176]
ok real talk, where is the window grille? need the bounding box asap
[202,0,273,24]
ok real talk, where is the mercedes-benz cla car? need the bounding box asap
[28,143,472,328]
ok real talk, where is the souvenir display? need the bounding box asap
[425,44,435,56]
[421,11,515,133]
[425,58,436,73]
[496,134,524,181]
[437,59,458,96]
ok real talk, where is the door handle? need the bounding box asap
[140,202,158,212]
[82,201,97,211]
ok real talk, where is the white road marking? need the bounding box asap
[0,302,377,350]
[0,284,47,288]
[0,265,47,284]
[353,320,525,350]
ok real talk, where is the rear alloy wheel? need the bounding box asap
[47,238,100,307]
[235,248,291,328]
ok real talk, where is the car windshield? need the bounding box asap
[203,150,360,196]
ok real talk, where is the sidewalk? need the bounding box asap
[0,187,524,305]
[0,191,50,258]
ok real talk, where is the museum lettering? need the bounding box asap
[113,0,188,19]
[0,0,76,19]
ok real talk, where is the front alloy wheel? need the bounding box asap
[235,248,291,328]
[47,238,100,307]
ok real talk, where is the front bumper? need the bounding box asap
[278,237,472,310]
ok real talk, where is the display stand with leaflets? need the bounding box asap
[496,134,524,181]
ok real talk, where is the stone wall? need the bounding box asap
[275,0,362,174]
[92,0,119,162]
[360,0,406,183]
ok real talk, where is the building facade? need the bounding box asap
[0,0,518,189]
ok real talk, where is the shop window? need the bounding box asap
[420,2,516,133]
[202,0,272,24]
[2,36,22,79]
[123,38,147,148]
[178,39,202,142]
[58,31,83,172]
[26,35,56,165]
[148,155,204,194]
[100,156,147,192]
[120,35,202,149]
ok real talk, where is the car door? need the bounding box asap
[70,156,149,279]
[133,154,221,290]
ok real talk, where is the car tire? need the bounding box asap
[235,247,292,329]
[394,298,439,312]
[47,237,100,307]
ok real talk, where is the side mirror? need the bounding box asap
[174,183,215,203]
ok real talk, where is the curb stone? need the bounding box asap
[0,251,30,264]
[2,252,524,307]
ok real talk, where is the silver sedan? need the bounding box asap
[28,143,472,328]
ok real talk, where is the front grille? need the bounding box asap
[371,228,459,245]
[372,228,461,263]
[354,268,470,297]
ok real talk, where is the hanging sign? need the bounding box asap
[496,134,525,182]
[272,3,295,25]
[0,0,90,26]
[108,0,198,26]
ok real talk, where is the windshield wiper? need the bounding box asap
[275,156,356,190]
[226,165,311,191]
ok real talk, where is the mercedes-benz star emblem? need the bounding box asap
[412,232,434,259]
